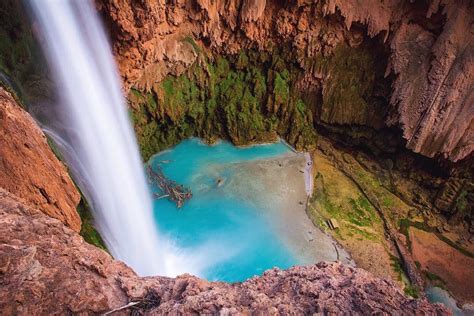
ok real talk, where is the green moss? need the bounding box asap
[347,196,379,227]
[390,255,404,281]
[404,284,420,298]
[390,254,420,298]
[273,71,289,108]
[215,57,230,79]
[356,170,383,190]
[347,225,377,240]
[295,99,306,116]
[236,50,249,70]
[399,218,413,251]
[383,196,395,208]
[308,175,379,241]
[129,44,322,158]
[162,78,175,97]
[77,198,107,251]
[182,36,201,54]
[424,270,446,283]
[423,270,447,290]
[41,136,108,252]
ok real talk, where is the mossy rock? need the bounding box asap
[315,43,388,127]
[129,45,318,159]
[77,198,107,251]
[0,0,50,105]
[128,39,389,160]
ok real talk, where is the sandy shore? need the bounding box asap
[216,153,353,266]
[304,152,313,196]
[278,139,313,197]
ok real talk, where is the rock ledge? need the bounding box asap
[0,189,448,315]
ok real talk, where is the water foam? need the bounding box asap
[29,0,165,276]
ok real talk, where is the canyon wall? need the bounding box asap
[97,0,473,227]
[98,0,473,162]
[0,188,447,315]
[0,2,470,312]
[0,87,81,231]
[0,1,470,225]
[0,65,447,314]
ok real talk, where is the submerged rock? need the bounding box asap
[0,188,448,315]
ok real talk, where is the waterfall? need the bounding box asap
[28,0,163,276]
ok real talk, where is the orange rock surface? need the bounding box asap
[410,227,474,304]
[0,87,81,232]
[98,0,473,162]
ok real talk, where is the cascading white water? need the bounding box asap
[29,0,164,276]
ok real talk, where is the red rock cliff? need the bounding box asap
[0,87,81,232]
[98,0,473,162]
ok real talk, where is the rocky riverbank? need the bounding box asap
[0,188,448,315]
[307,136,474,308]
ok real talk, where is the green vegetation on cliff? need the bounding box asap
[128,40,386,160]
[0,0,49,105]
[77,198,107,251]
[44,135,107,251]
[129,43,318,160]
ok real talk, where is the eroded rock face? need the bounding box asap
[98,0,473,163]
[388,0,474,162]
[0,189,130,315]
[0,188,448,315]
[94,0,473,228]
[0,87,81,232]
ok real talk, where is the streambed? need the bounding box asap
[147,138,350,282]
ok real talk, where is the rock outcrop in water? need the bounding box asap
[0,87,81,232]
[0,188,447,315]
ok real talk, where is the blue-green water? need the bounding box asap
[148,138,302,282]
[426,287,468,316]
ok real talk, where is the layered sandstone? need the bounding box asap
[0,87,81,231]
[0,188,448,315]
[98,0,473,163]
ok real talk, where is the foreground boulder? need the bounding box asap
[0,189,447,315]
